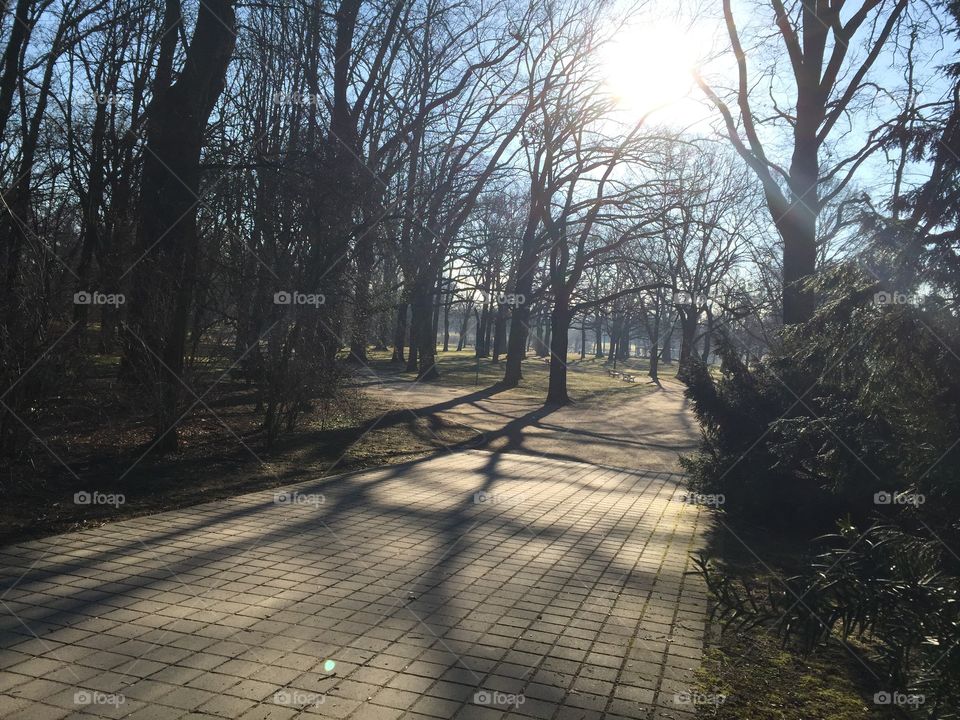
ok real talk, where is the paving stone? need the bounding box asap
[0,451,709,719]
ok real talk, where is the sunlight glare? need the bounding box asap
[602,22,707,123]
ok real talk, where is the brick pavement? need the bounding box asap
[0,450,710,719]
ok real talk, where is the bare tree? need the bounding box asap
[697,0,914,323]
[125,0,237,452]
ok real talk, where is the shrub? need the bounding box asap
[682,260,960,716]
[681,262,960,531]
[694,522,960,718]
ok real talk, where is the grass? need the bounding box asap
[0,365,473,544]
[692,524,895,720]
[0,388,479,545]
[362,348,679,404]
[695,631,889,720]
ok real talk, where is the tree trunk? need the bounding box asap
[349,235,375,363]
[485,309,494,356]
[455,299,472,351]
[124,0,236,453]
[391,301,407,363]
[476,301,489,357]
[405,287,419,371]
[618,315,630,360]
[781,141,818,323]
[647,316,660,382]
[700,308,713,363]
[503,266,536,386]
[430,273,442,355]
[0,0,32,134]
[678,308,698,371]
[503,302,531,386]
[660,323,674,364]
[414,277,438,379]
[71,73,111,347]
[491,306,506,363]
[546,304,571,405]
[442,285,451,352]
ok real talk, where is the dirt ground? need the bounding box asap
[356,368,699,472]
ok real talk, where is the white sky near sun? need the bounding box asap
[596,0,958,204]
[598,13,721,130]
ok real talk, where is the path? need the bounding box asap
[0,380,710,720]
[364,374,699,472]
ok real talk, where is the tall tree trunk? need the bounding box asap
[0,0,33,134]
[538,316,551,358]
[547,306,570,405]
[644,300,662,381]
[503,270,535,386]
[455,299,472,351]
[2,11,62,320]
[391,301,407,363]
[546,300,571,405]
[476,300,489,357]
[782,86,819,323]
[125,0,236,453]
[617,316,630,360]
[349,236,374,363]
[678,308,698,371]
[72,84,111,346]
[430,272,442,357]
[405,279,419,372]
[660,324,674,364]
[491,306,506,363]
[442,284,451,352]
[413,275,437,379]
[699,307,713,362]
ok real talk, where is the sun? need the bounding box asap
[600,22,708,124]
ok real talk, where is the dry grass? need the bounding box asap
[362,348,679,403]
